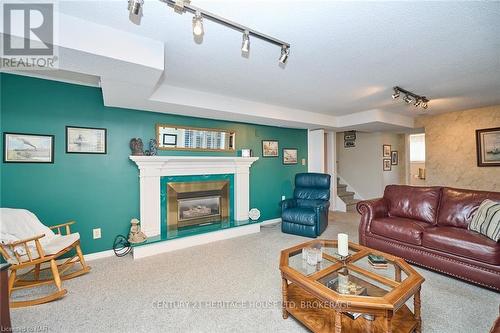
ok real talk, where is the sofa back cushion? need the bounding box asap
[384,185,441,224]
[437,187,500,228]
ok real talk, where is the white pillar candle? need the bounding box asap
[338,233,349,257]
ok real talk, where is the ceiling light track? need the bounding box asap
[392,86,429,110]
[129,0,291,64]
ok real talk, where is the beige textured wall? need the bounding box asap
[415,105,500,191]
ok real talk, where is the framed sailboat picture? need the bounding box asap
[66,126,107,154]
[476,127,500,167]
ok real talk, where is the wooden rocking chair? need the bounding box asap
[0,208,91,308]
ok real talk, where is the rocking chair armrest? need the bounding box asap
[1,234,47,263]
[9,234,46,246]
[49,220,75,235]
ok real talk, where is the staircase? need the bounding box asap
[337,177,361,212]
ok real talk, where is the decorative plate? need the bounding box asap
[249,208,261,221]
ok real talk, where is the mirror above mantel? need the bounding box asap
[156,124,236,152]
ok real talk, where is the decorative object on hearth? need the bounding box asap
[241,148,252,157]
[113,235,132,257]
[391,86,429,110]
[383,144,391,157]
[3,132,54,163]
[391,150,399,165]
[476,127,500,167]
[129,138,144,156]
[248,208,261,221]
[383,158,392,171]
[128,218,147,244]
[148,139,158,156]
[283,148,298,165]
[66,126,107,154]
[262,140,279,157]
[344,131,356,148]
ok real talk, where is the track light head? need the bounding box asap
[392,89,400,99]
[279,46,290,64]
[414,99,421,107]
[403,95,412,104]
[421,101,428,109]
[192,11,204,37]
[241,30,250,53]
[128,0,143,16]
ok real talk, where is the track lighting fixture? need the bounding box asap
[279,46,290,64]
[128,0,143,16]
[192,11,204,37]
[391,86,430,110]
[241,30,250,53]
[129,0,290,65]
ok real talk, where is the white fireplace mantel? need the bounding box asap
[129,156,259,237]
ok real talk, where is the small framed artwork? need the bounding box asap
[391,151,399,165]
[163,134,177,146]
[383,158,392,171]
[344,131,356,141]
[344,140,355,148]
[476,127,500,167]
[383,144,391,157]
[66,126,107,154]
[241,148,252,157]
[283,148,298,165]
[3,132,54,163]
[262,140,279,157]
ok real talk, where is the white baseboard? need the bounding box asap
[133,223,260,260]
[260,218,281,226]
[83,249,115,261]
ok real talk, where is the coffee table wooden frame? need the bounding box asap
[279,240,424,333]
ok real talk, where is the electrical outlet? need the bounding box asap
[281,195,286,201]
[93,228,101,239]
[301,158,306,166]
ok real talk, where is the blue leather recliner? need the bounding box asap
[280,173,331,238]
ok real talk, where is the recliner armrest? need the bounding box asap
[280,199,297,213]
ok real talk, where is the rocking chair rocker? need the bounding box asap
[0,208,91,308]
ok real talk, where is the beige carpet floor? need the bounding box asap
[10,212,500,332]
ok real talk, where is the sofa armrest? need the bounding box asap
[356,198,388,245]
[280,198,296,214]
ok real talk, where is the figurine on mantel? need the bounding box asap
[148,139,158,156]
[130,138,144,156]
[128,218,147,244]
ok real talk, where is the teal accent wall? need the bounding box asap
[0,73,308,254]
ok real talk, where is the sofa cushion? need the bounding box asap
[384,185,441,224]
[422,227,500,265]
[282,207,316,226]
[370,217,432,245]
[437,187,500,228]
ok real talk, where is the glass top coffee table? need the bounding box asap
[279,240,424,333]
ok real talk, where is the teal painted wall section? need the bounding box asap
[0,73,308,254]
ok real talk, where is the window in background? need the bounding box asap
[410,133,426,162]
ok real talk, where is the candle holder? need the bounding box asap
[337,254,352,267]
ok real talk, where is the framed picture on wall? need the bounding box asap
[163,134,177,146]
[383,144,391,157]
[66,126,107,154]
[283,148,298,164]
[476,127,500,167]
[391,151,399,165]
[262,140,279,157]
[383,158,392,171]
[3,132,54,163]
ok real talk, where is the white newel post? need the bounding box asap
[130,156,259,238]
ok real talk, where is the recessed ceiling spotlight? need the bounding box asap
[192,11,204,37]
[392,88,400,99]
[279,46,290,64]
[241,30,250,53]
[403,95,412,104]
[128,0,143,16]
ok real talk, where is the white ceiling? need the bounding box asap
[57,0,500,121]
